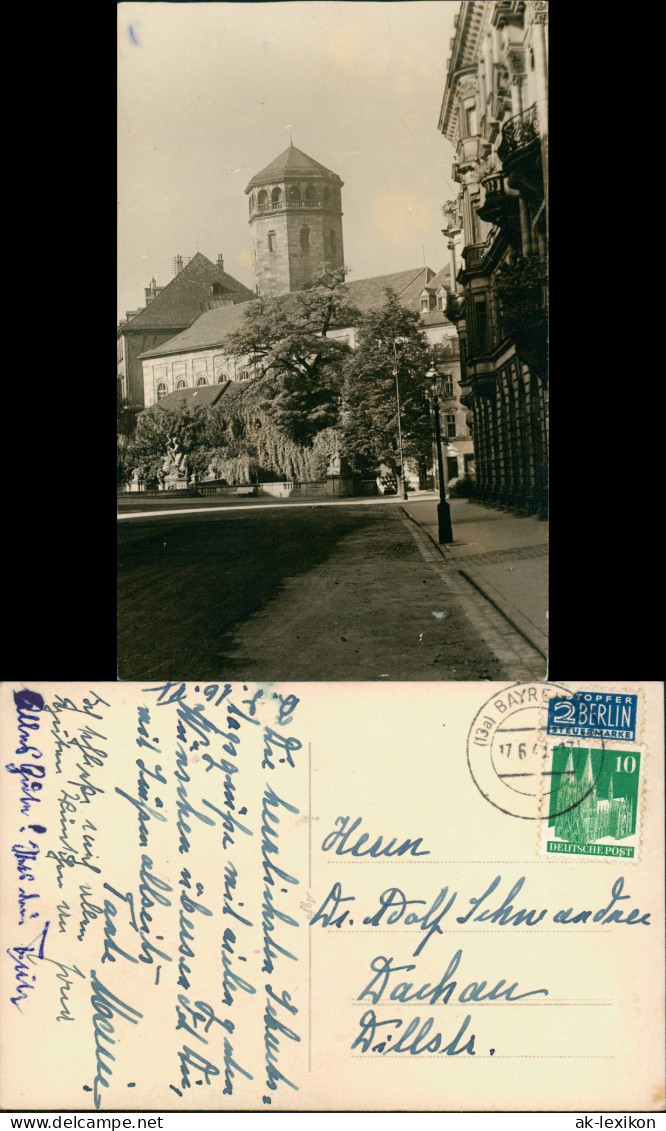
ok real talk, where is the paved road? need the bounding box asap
[118,503,522,682]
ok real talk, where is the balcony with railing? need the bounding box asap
[497,103,539,167]
[445,291,465,323]
[462,242,490,271]
[492,1,525,30]
[475,172,520,228]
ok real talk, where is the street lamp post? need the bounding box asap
[392,340,408,500]
[427,366,454,544]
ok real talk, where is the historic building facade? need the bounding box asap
[438,0,548,516]
[135,145,472,487]
[117,252,255,411]
[245,144,345,295]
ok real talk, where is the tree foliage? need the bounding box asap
[126,384,340,486]
[340,289,432,478]
[224,269,359,444]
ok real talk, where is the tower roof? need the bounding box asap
[245,145,342,192]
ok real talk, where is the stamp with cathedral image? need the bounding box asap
[540,746,643,861]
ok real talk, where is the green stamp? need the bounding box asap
[545,746,640,860]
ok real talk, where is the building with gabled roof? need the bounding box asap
[127,144,476,488]
[117,251,255,410]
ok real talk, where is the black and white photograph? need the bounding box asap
[117,0,549,682]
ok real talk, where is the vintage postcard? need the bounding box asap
[117,0,549,684]
[1,680,663,1112]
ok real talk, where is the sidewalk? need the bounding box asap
[403,494,548,659]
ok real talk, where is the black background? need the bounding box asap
[4,1,660,683]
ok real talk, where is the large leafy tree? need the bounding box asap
[224,269,359,444]
[127,406,208,483]
[340,289,432,484]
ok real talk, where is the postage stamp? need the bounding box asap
[541,746,642,859]
[466,682,645,861]
[547,690,638,742]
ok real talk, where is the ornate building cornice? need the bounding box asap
[438,1,492,141]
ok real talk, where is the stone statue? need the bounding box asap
[163,436,188,478]
[441,199,460,228]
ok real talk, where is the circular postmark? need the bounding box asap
[467,681,607,820]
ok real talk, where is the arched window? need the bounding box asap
[271,187,282,207]
[156,382,167,400]
[176,380,187,389]
[300,226,310,251]
[217,373,228,383]
[268,231,276,252]
[305,185,317,202]
[196,375,208,387]
[240,370,251,381]
[288,185,301,202]
[257,189,268,210]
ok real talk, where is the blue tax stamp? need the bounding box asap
[547,691,637,742]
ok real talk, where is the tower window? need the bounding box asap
[271,187,282,207]
[257,189,268,211]
[323,187,330,204]
[305,185,317,202]
[156,381,167,400]
[268,230,276,252]
[288,185,301,202]
[300,227,310,251]
[329,230,337,255]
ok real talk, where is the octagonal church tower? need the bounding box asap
[245,143,345,295]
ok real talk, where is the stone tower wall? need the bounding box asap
[249,175,345,294]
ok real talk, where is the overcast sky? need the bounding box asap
[118,0,459,320]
